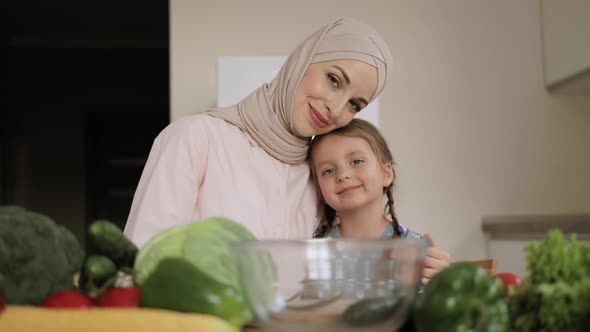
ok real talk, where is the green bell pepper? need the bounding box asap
[139,257,247,328]
[414,262,509,332]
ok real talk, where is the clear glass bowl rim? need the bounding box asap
[231,237,428,253]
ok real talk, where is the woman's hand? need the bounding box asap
[421,234,451,285]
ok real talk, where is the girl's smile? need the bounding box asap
[337,185,362,195]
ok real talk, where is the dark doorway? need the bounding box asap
[4,1,170,244]
[85,111,168,232]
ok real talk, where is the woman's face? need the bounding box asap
[292,60,378,137]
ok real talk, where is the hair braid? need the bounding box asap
[384,183,401,236]
[312,204,337,238]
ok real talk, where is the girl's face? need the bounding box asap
[311,135,393,214]
[292,60,378,137]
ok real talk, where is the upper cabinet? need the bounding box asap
[541,0,590,95]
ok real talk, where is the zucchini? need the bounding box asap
[343,293,408,326]
[88,220,138,268]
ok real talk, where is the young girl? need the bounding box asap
[310,118,419,240]
[310,119,449,283]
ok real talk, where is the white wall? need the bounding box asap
[171,0,590,263]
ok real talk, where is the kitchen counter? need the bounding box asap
[482,214,590,240]
[481,214,590,276]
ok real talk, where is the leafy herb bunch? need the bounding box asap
[509,229,590,332]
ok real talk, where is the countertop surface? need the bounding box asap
[482,214,590,239]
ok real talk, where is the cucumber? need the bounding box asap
[343,293,408,326]
[84,255,117,282]
[88,220,138,267]
[80,255,118,298]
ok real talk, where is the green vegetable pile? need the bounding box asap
[0,206,84,305]
[133,217,263,328]
[509,229,590,332]
[79,219,139,298]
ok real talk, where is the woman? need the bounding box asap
[123,18,450,280]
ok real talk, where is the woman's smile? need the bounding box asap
[309,104,329,129]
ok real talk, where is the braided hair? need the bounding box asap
[309,119,400,238]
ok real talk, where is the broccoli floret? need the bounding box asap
[0,205,84,305]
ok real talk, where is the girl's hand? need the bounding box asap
[421,233,451,285]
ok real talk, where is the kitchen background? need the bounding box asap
[3,0,589,276]
[3,0,170,240]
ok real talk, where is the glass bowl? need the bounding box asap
[232,238,427,332]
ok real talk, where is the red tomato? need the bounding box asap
[495,272,521,291]
[94,287,140,307]
[0,295,5,312]
[42,290,93,308]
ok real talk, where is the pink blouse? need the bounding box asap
[123,114,320,248]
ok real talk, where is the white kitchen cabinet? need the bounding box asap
[487,239,534,277]
[541,0,590,94]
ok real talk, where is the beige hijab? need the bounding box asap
[207,18,393,164]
